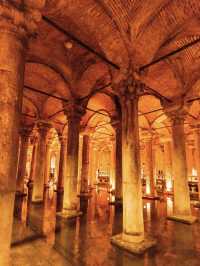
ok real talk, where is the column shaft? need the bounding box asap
[145,138,156,196]
[16,130,31,192]
[57,138,67,190]
[121,94,144,239]
[63,115,81,211]
[32,123,50,202]
[29,138,37,181]
[163,141,173,192]
[0,14,26,266]
[80,135,90,194]
[44,141,51,187]
[194,129,200,199]
[171,120,191,216]
[115,124,122,200]
[0,3,44,264]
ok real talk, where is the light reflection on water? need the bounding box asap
[19,190,200,266]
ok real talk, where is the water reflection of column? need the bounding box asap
[87,190,96,222]
[42,190,57,245]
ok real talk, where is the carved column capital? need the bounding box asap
[64,102,86,122]
[141,131,154,143]
[191,124,200,135]
[36,121,51,138]
[80,125,95,137]
[0,1,45,41]
[111,116,122,130]
[119,77,145,103]
[58,134,67,146]
[162,99,190,126]
[19,125,33,142]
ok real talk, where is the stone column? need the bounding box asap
[166,111,196,223]
[0,2,45,265]
[16,127,32,192]
[15,127,32,221]
[29,136,38,182]
[56,135,67,211]
[111,80,156,253]
[44,138,52,189]
[194,127,200,200]
[113,120,122,202]
[57,135,67,191]
[89,143,99,188]
[80,134,90,195]
[144,134,157,198]
[163,140,173,193]
[61,104,85,217]
[32,122,51,203]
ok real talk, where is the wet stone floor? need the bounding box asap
[11,190,200,266]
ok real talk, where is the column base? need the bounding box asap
[167,214,197,224]
[14,191,27,221]
[111,233,157,255]
[193,201,200,208]
[57,209,82,219]
[109,198,123,207]
[142,194,160,200]
[78,192,92,199]
[32,199,43,204]
[56,189,64,212]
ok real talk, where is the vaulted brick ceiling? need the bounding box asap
[23,0,200,138]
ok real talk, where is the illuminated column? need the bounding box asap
[186,141,193,178]
[44,138,52,188]
[0,2,45,265]
[80,135,90,195]
[16,127,32,192]
[113,120,122,202]
[144,134,156,197]
[163,140,173,192]
[57,135,67,191]
[89,143,98,188]
[110,138,116,193]
[166,110,196,223]
[29,136,38,182]
[32,122,51,202]
[56,135,67,211]
[194,127,200,199]
[111,81,156,253]
[62,104,85,217]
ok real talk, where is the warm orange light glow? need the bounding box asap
[166,179,173,192]
[192,168,197,177]
[146,179,151,194]
[167,197,173,216]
